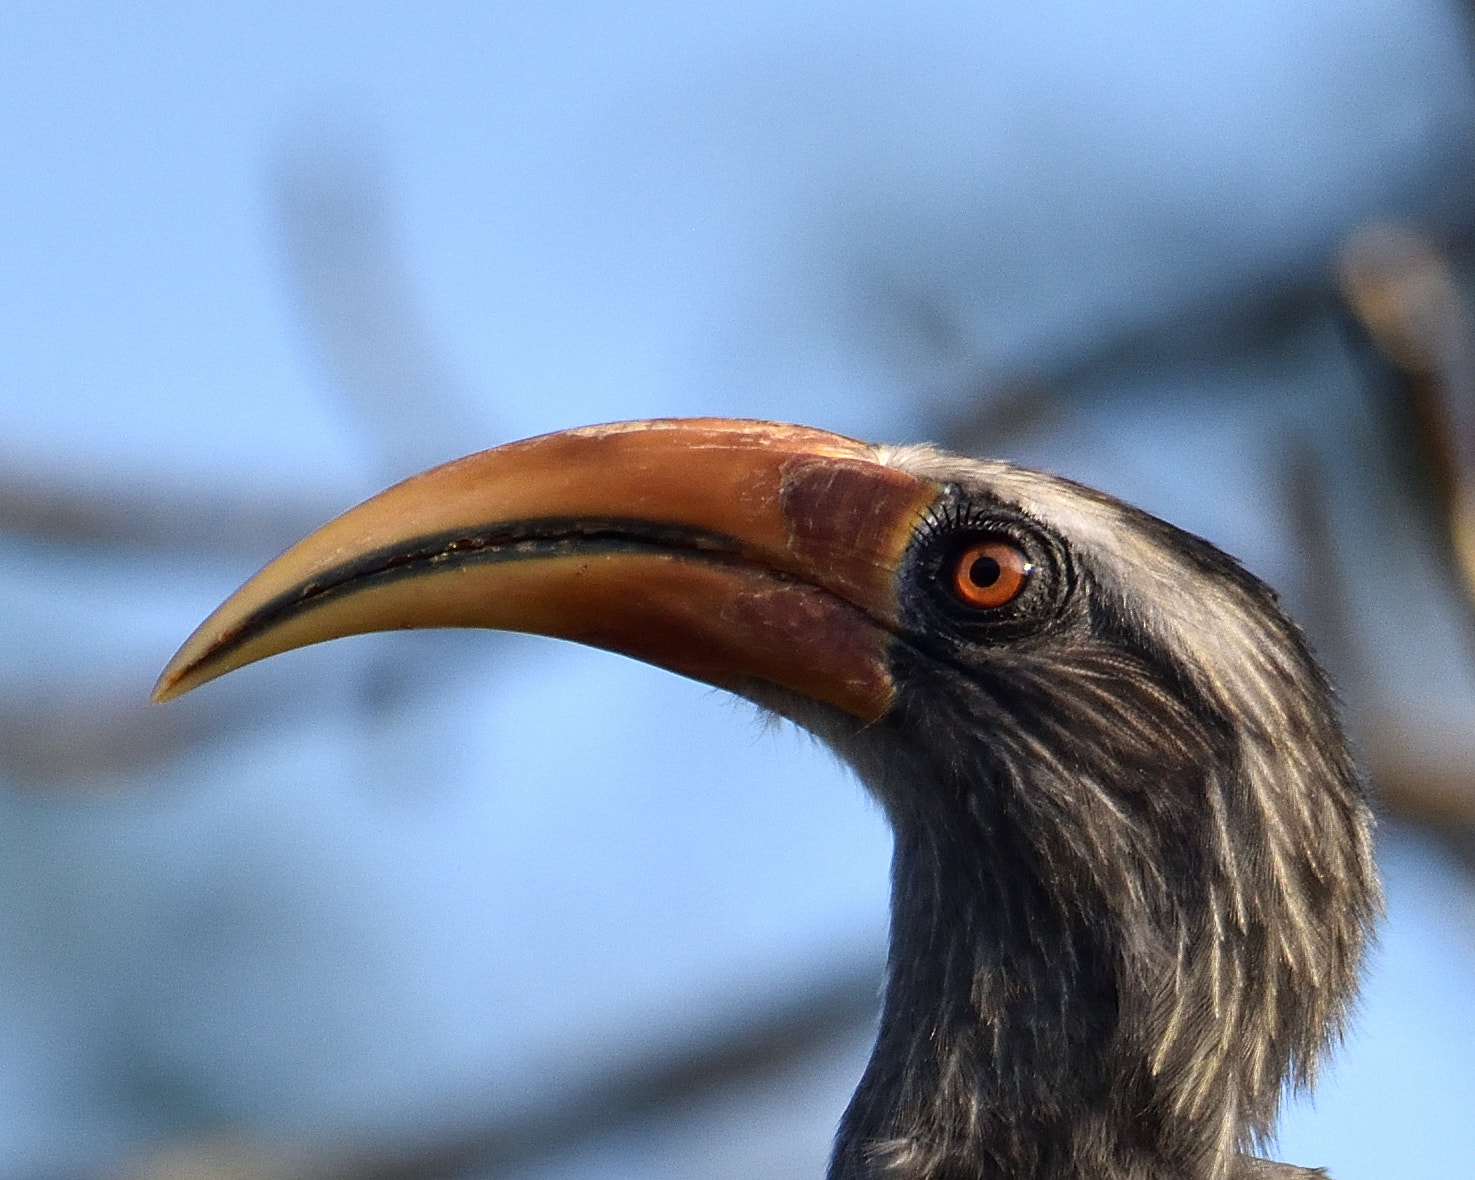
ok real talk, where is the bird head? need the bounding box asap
[155,419,1376,1180]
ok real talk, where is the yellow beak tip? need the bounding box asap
[150,654,204,704]
[149,674,181,705]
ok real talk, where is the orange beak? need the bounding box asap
[153,419,941,722]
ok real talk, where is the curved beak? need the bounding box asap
[153,419,941,722]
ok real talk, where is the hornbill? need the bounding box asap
[154,419,1377,1180]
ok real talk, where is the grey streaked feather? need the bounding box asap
[782,447,1377,1180]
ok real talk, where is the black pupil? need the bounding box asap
[968,553,1002,587]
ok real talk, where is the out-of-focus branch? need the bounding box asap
[0,631,488,789]
[1279,425,1475,829]
[118,957,882,1180]
[1334,226,1475,830]
[0,461,333,556]
[1338,223,1475,608]
[268,125,490,482]
[0,680,235,787]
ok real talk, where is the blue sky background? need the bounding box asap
[1,3,1473,1177]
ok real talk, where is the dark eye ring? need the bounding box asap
[950,538,1032,609]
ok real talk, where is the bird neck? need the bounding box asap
[807,606,1374,1180]
[834,816,1154,1180]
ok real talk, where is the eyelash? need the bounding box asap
[908,491,1070,638]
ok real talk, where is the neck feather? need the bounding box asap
[823,638,1374,1180]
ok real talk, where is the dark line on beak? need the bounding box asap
[216,517,767,656]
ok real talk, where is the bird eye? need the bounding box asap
[950,538,1032,609]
